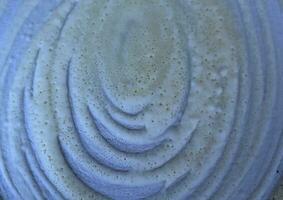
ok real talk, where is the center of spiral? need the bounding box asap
[96,2,184,103]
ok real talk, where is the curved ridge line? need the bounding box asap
[58,135,166,200]
[67,58,196,172]
[23,86,65,199]
[30,48,40,97]
[99,74,150,116]
[0,1,41,198]
[179,1,246,198]
[13,90,45,200]
[224,1,275,199]
[196,1,272,199]
[88,103,167,154]
[105,104,146,131]
[66,58,132,171]
[0,0,63,196]
[229,1,283,199]
[56,1,77,42]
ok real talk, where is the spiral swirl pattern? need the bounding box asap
[0,0,282,200]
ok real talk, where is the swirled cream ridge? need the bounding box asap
[0,0,282,200]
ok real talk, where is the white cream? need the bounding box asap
[0,0,282,200]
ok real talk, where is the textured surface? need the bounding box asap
[270,178,283,200]
[0,0,282,200]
